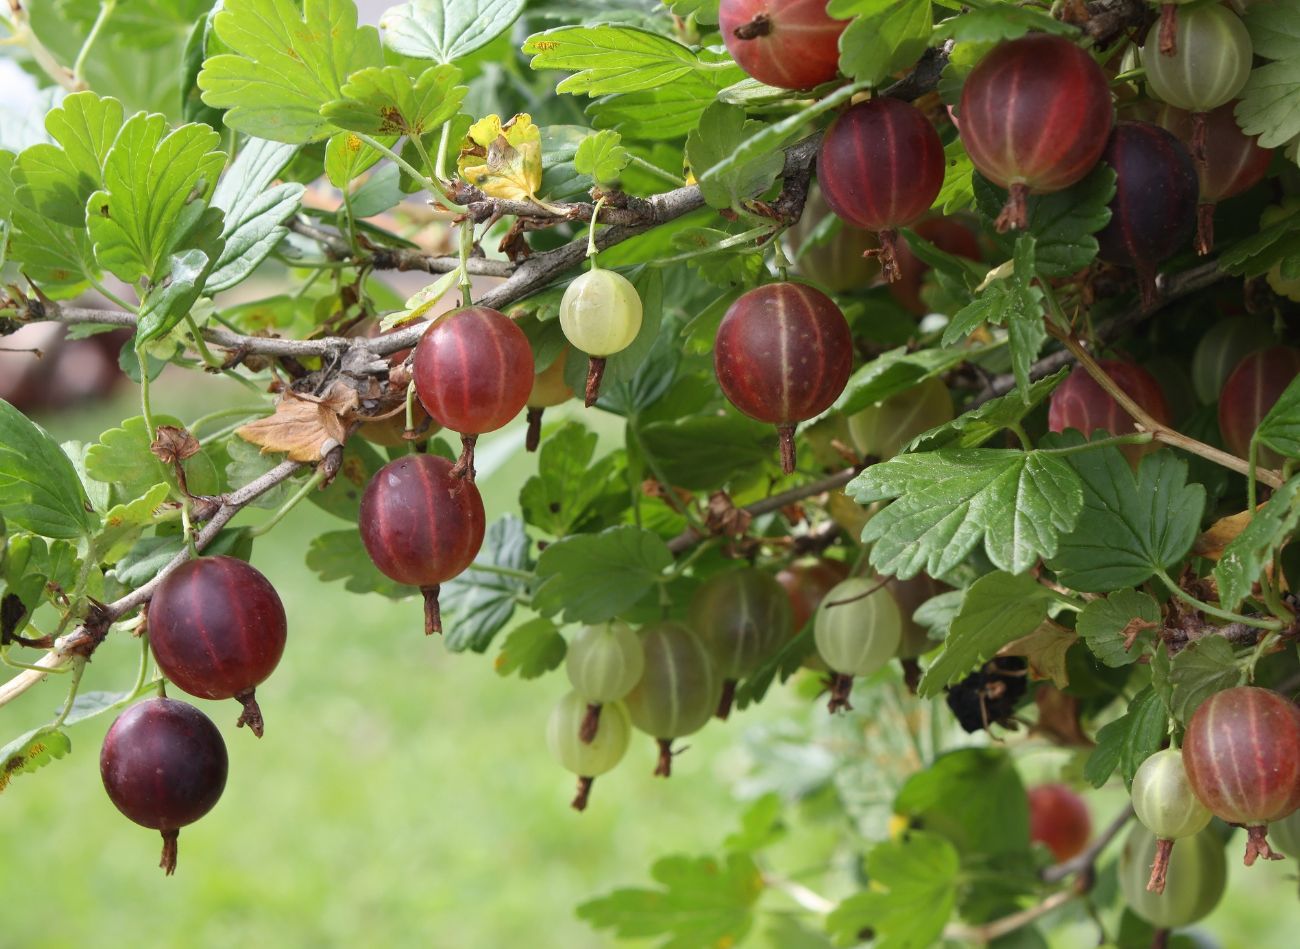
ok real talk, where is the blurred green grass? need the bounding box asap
[2,374,1299,949]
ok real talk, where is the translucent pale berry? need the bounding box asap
[1131,748,1213,893]
[559,268,643,405]
[624,621,718,777]
[813,577,902,712]
[786,184,879,293]
[847,375,953,460]
[566,620,645,742]
[1120,824,1226,929]
[547,691,631,811]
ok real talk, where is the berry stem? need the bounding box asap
[1158,4,1178,56]
[584,357,607,407]
[716,678,737,721]
[868,228,902,283]
[777,423,797,475]
[420,585,443,635]
[1146,837,1174,893]
[572,776,594,811]
[995,183,1030,233]
[235,689,265,738]
[732,13,771,40]
[159,829,179,876]
[451,434,477,481]
[1194,203,1215,257]
[654,738,675,777]
[826,672,855,713]
[525,406,544,452]
[1244,824,1283,866]
[579,702,603,743]
[586,195,608,266]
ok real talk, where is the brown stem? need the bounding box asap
[579,702,602,743]
[1195,202,1215,256]
[584,356,606,407]
[995,183,1030,233]
[716,679,737,720]
[234,689,265,738]
[901,658,922,694]
[525,406,544,452]
[732,13,771,39]
[159,829,179,876]
[572,775,594,811]
[1159,3,1178,56]
[867,228,902,282]
[1191,111,1207,176]
[420,585,442,635]
[826,672,855,713]
[1244,824,1283,866]
[654,738,675,777]
[776,423,797,475]
[1147,837,1174,893]
[1152,929,1170,949]
[450,434,477,482]
[1135,259,1158,312]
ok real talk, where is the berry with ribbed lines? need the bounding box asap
[847,374,953,460]
[959,34,1113,232]
[713,282,852,474]
[1130,748,1212,893]
[1048,360,1171,464]
[559,268,643,407]
[546,691,631,811]
[100,697,228,875]
[813,577,902,712]
[148,555,287,737]
[566,620,644,743]
[1096,122,1198,310]
[1181,686,1300,866]
[624,621,719,777]
[1120,824,1226,928]
[359,454,486,635]
[688,567,792,720]
[718,0,848,91]
[1217,345,1300,469]
[413,306,534,480]
[817,98,944,281]
[1153,102,1272,255]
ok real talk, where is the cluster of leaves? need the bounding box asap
[2,0,1300,945]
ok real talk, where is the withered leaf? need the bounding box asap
[236,382,359,462]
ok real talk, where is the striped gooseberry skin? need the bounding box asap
[412,306,534,435]
[1120,824,1226,929]
[1182,686,1300,865]
[847,374,953,460]
[359,454,486,633]
[1131,748,1212,893]
[1141,5,1251,114]
[149,556,286,735]
[688,567,792,719]
[547,690,631,810]
[959,35,1112,201]
[719,0,848,91]
[1096,122,1198,307]
[100,697,228,875]
[1191,317,1275,405]
[1217,345,1300,467]
[1048,360,1171,463]
[566,620,645,704]
[713,282,852,474]
[813,576,902,712]
[624,621,718,776]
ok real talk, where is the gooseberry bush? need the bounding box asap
[4,0,1300,944]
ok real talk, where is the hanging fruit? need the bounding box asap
[718,0,849,90]
[525,347,575,452]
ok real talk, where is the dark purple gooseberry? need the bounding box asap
[148,555,287,737]
[100,697,228,875]
[1096,121,1198,310]
[359,454,486,635]
[818,97,945,281]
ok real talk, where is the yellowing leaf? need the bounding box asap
[457,113,543,202]
[1194,505,1257,560]
[998,620,1075,688]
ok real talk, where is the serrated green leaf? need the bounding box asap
[223,438,295,509]
[324,131,388,187]
[1215,475,1300,610]
[523,25,706,96]
[588,71,733,141]
[1256,375,1300,459]
[933,5,1074,43]
[84,415,216,502]
[894,748,1030,854]
[1077,589,1162,667]
[1165,637,1244,724]
[0,399,96,539]
[199,0,384,143]
[305,528,413,600]
[687,102,786,210]
[574,130,629,184]
[379,0,524,63]
[833,345,968,417]
[1047,434,1206,592]
[0,151,96,292]
[919,571,1055,694]
[829,0,931,88]
[137,238,224,342]
[0,726,71,793]
[95,483,171,563]
[933,136,975,214]
[723,794,785,853]
[15,92,124,227]
[850,448,1084,579]
[1218,205,1300,276]
[321,63,467,138]
[638,414,776,491]
[519,422,621,536]
[1084,686,1167,789]
[531,525,672,623]
[442,515,531,652]
[208,137,303,292]
[493,617,566,679]
[827,831,959,949]
[906,368,1070,453]
[1235,61,1300,149]
[113,528,252,589]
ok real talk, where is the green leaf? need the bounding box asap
[734,622,816,711]
[531,525,672,623]
[324,131,388,187]
[1235,61,1300,149]
[723,794,785,853]
[574,130,630,185]
[522,25,707,96]
[833,345,968,417]
[208,137,304,293]
[933,5,1074,43]
[137,237,226,342]
[1245,0,1300,59]
[223,438,294,509]
[1215,475,1300,610]
[321,63,467,137]
[1084,686,1167,789]
[519,422,622,536]
[919,571,1055,695]
[379,0,525,63]
[827,831,959,949]
[849,448,1084,579]
[1047,435,1206,592]
[973,164,1115,277]
[588,71,735,141]
[199,0,384,143]
[84,417,217,503]
[1164,637,1246,725]
[494,617,566,679]
[933,136,975,214]
[85,113,226,284]
[305,528,412,599]
[687,102,787,210]
[442,515,531,653]
[95,483,171,563]
[0,400,96,539]
[114,528,253,589]
[638,414,776,491]
[1256,375,1300,459]
[14,91,124,227]
[1217,204,1300,276]
[0,151,97,291]
[895,748,1029,854]
[906,368,1069,453]
[577,852,762,947]
[829,0,932,88]
[1076,589,1162,667]
[0,727,71,793]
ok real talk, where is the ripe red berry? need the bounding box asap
[1047,360,1172,463]
[717,0,848,91]
[818,98,945,281]
[1027,783,1092,862]
[359,454,486,635]
[1096,122,1199,309]
[100,697,228,875]
[888,217,982,315]
[959,34,1113,231]
[412,306,534,479]
[148,556,287,738]
[1216,345,1300,468]
[713,282,853,474]
[1182,686,1300,865]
